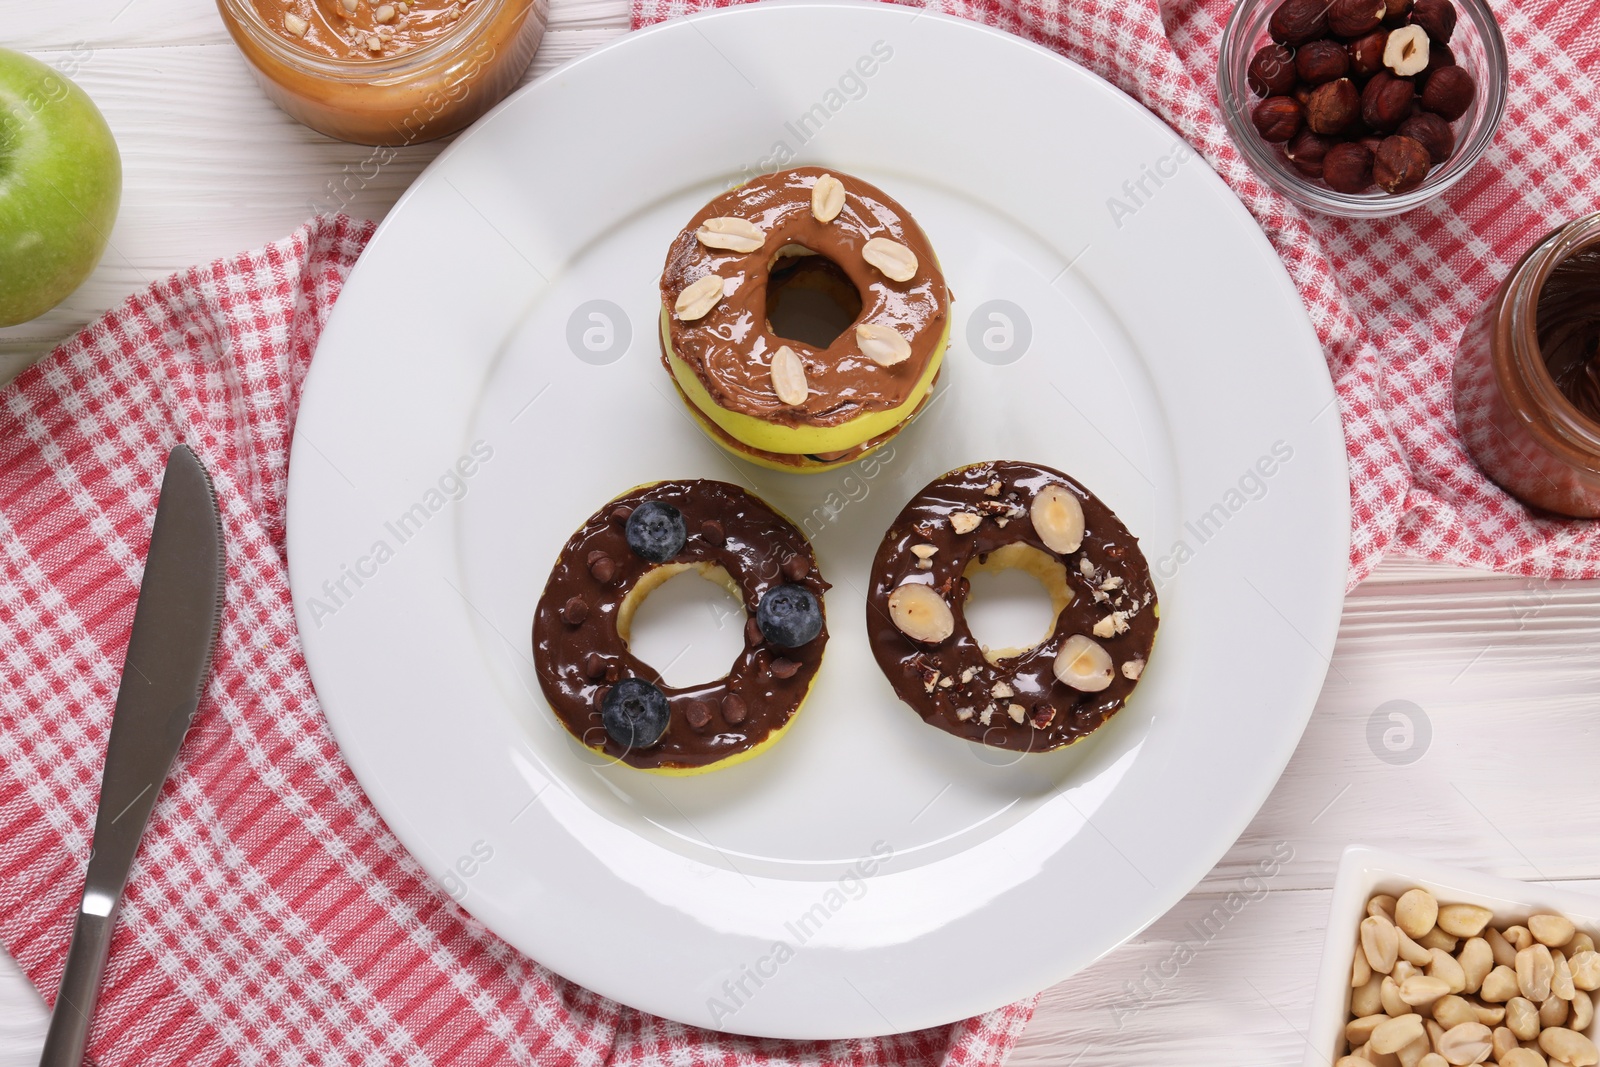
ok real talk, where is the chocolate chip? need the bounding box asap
[609,505,633,524]
[587,551,617,584]
[744,616,763,648]
[582,652,606,679]
[770,657,800,679]
[700,519,725,545]
[1029,703,1057,729]
[721,692,747,725]
[780,553,808,582]
[561,596,588,626]
[686,701,713,729]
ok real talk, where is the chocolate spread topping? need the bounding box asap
[660,166,948,428]
[866,462,1158,753]
[1538,246,1600,426]
[533,480,828,770]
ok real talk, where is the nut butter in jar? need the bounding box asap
[1454,212,1600,518]
[218,0,545,145]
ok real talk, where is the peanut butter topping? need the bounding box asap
[660,167,948,428]
[249,0,475,59]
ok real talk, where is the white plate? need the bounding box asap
[287,0,1348,1039]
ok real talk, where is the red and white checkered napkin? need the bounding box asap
[633,0,1600,585]
[0,215,1034,1066]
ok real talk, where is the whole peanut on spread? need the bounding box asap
[1340,890,1599,1063]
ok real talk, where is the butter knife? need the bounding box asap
[39,444,224,1067]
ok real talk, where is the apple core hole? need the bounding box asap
[766,247,863,348]
[960,544,1074,662]
[617,563,747,687]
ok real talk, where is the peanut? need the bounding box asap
[1371,1014,1427,1055]
[1370,895,1399,919]
[1521,944,1557,1002]
[1472,1002,1505,1027]
[1573,934,1597,956]
[1493,1026,1523,1062]
[1487,927,1519,969]
[1434,1022,1492,1065]
[1507,926,1534,952]
[1419,928,1461,953]
[1501,1048,1548,1067]
[1506,996,1542,1040]
[1431,994,1476,1030]
[1365,914,1403,974]
[1532,915,1579,949]
[1542,994,1570,1029]
[1350,1013,1390,1045]
[1572,989,1594,1032]
[1438,904,1494,939]
[1555,951,1577,1001]
[1354,943,1374,986]
[1418,1056,1450,1067]
[1431,948,1468,994]
[1399,929,1434,967]
[1570,950,1600,991]
[1352,974,1384,1016]
[1398,1032,1430,1067]
[1382,975,1408,1016]
[1482,966,1520,1003]
[1459,937,1493,994]
[1397,889,1440,939]
[1401,975,1452,1006]
[1539,1028,1600,1067]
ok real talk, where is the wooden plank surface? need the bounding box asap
[5,3,1600,1063]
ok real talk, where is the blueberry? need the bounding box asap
[755,584,823,648]
[601,678,670,749]
[625,501,686,563]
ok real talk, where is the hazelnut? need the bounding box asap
[1306,78,1361,135]
[1349,29,1391,77]
[1269,0,1329,44]
[1398,111,1456,163]
[1383,24,1431,75]
[1422,64,1475,120]
[1297,39,1352,84]
[1329,0,1386,37]
[1323,141,1376,192]
[1249,43,1299,96]
[1382,0,1413,24]
[1422,41,1456,76]
[1410,0,1457,41]
[1285,129,1335,178]
[1361,71,1416,132]
[1373,134,1433,192]
[1252,95,1304,142]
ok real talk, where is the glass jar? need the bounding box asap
[1454,212,1600,517]
[217,0,546,146]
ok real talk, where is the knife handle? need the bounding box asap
[38,905,116,1067]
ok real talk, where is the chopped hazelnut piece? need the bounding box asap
[984,480,1002,496]
[375,4,396,21]
[1007,703,1027,724]
[991,681,1014,699]
[1122,658,1146,680]
[910,543,937,559]
[284,12,309,35]
[949,511,981,534]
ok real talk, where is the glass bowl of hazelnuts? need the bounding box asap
[1219,0,1507,216]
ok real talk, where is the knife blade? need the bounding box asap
[39,444,224,1067]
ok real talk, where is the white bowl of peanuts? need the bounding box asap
[1310,847,1600,1067]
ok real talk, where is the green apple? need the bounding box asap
[0,48,121,327]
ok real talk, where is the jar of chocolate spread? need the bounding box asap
[1455,211,1600,518]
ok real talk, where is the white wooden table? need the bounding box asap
[7,3,1600,1063]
